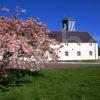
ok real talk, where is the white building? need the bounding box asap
[48,18,98,61]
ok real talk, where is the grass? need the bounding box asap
[0,67,100,100]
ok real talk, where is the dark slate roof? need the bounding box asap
[48,30,96,43]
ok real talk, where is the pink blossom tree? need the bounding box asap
[0,6,60,74]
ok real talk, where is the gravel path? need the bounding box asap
[1,61,100,69]
[43,62,100,68]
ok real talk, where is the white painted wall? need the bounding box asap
[0,43,98,61]
[58,43,98,60]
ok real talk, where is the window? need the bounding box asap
[77,51,81,56]
[89,43,92,46]
[66,43,68,46]
[89,51,93,56]
[59,51,61,53]
[77,43,81,46]
[65,51,68,56]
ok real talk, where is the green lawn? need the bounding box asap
[0,67,100,100]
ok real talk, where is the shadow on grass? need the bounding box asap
[0,69,44,92]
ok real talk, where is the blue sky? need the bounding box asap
[0,0,100,46]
